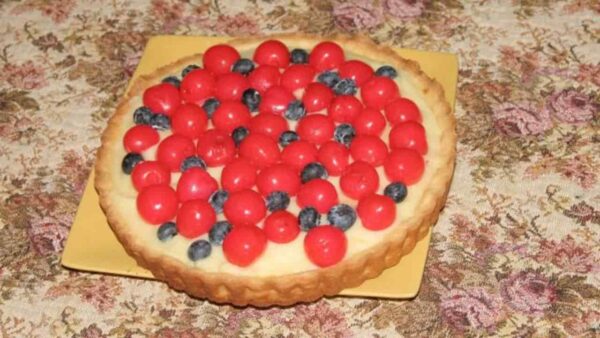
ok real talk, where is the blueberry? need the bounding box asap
[334,123,356,146]
[333,78,357,96]
[290,48,309,64]
[133,106,153,125]
[242,88,261,112]
[181,64,200,78]
[232,126,250,146]
[384,182,408,203]
[327,204,357,231]
[266,191,290,212]
[161,76,180,88]
[157,221,178,241]
[285,100,306,121]
[301,162,328,183]
[317,71,340,88]
[375,65,398,79]
[202,98,220,118]
[299,207,321,231]
[187,240,212,261]
[232,58,255,75]
[209,189,229,214]
[122,153,143,174]
[209,221,232,245]
[279,130,299,147]
[181,155,206,172]
[150,113,171,131]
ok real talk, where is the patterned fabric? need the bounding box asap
[0,1,598,336]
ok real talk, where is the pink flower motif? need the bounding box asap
[492,101,553,136]
[535,235,599,273]
[27,216,70,256]
[440,288,504,332]
[500,271,557,316]
[2,61,48,90]
[576,63,600,87]
[333,0,384,32]
[383,0,427,20]
[213,13,260,36]
[561,155,597,189]
[12,0,76,23]
[289,302,353,337]
[564,310,600,337]
[546,88,597,124]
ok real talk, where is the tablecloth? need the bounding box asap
[0,1,598,337]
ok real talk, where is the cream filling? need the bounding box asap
[106,54,443,276]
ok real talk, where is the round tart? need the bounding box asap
[95,34,456,307]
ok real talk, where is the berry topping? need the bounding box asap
[298,207,321,231]
[196,129,236,167]
[383,148,425,185]
[220,158,258,192]
[180,155,206,172]
[297,178,339,213]
[332,78,357,96]
[171,103,208,140]
[157,221,178,241]
[212,101,251,134]
[328,95,362,123]
[149,113,171,131]
[156,134,195,172]
[223,225,267,267]
[202,98,220,118]
[214,72,250,101]
[209,220,232,245]
[248,65,281,94]
[203,44,241,75]
[266,191,290,211]
[301,162,328,183]
[339,60,373,87]
[131,161,171,191]
[317,71,340,88]
[143,83,181,116]
[334,123,356,147]
[361,76,400,110]
[357,194,396,230]
[180,68,216,105]
[133,106,153,125]
[290,48,309,64]
[350,134,388,166]
[340,161,379,200]
[162,76,181,88]
[177,199,216,238]
[281,140,318,170]
[137,184,178,225]
[384,97,422,125]
[281,64,316,92]
[309,41,345,71]
[304,225,347,268]
[384,182,408,203]
[232,58,255,75]
[263,210,300,243]
[122,153,143,174]
[176,167,219,202]
[389,121,428,154]
[123,125,160,153]
[327,204,357,231]
[279,130,299,147]
[256,163,301,196]
[285,100,306,121]
[181,64,200,77]
[296,114,335,145]
[209,189,229,214]
[188,240,212,261]
[375,65,398,79]
[248,113,289,141]
[302,82,334,113]
[317,141,350,176]
[242,88,261,112]
[224,189,267,225]
[259,86,294,115]
[232,126,250,146]
[239,133,280,169]
[253,40,290,68]
[352,107,386,136]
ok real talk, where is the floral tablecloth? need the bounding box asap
[1,1,598,337]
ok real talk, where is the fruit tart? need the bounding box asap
[95,34,456,307]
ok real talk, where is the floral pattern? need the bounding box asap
[0,1,598,337]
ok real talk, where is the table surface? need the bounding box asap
[1,1,598,337]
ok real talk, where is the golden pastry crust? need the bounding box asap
[95,34,456,307]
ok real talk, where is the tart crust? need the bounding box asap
[95,34,456,307]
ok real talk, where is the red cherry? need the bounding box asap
[221,158,257,192]
[248,113,289,141]
[297,179,338,213]
[361,77,400,110]
[302,82,334,113]
[131,161,171,192]
[223,225,267,267]
[176,199,216,238]
[349,135,388,166]
[196,129,235,167]
[136,185,178,225]
[258,86,294,116]
[248,65,281,94]
[384,97,422,125]
[340,161,379,200]
[296,114,335,145]
[281,64,316,92]
[389,121,428,154]
[212,101,251,134]
[256,163,301,196]
[317,141,349,176]
[304,225,347,267]
[214,72,249,101]
[338,60,373,86]
[352,107,386,136]
[328,95,362,123]
[202,44,240,75]
[357,194,396,231]
[176,167,219,202]
[309,41,345,71]
[223,189,267,225]
[171,103,208,140]
[253,40,290,68]
[143,83,181,116]
[263,211,300,244]
[281,140,318,170]
[156,134,195,172]
[123,125,159,153]
[180,68,216,105]
[384,148,425,185]
[239,133,280,169]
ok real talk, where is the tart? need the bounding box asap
[95,34,456,307]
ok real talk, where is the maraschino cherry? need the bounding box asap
[357,194,396,230]
[256,163,301,196]
[123,125,159,153]
[383,148,425,185]
[248,65,281,94]
[176,199,216,238]
[239,133,280,169]
[136,184,178,225]
[223,225,267,267]
[196,129,236,166]
[176,167,218,202]
[304,225,347,267]
[171,103,208,140]
[317,141,349,176]
[389,121,428,154]
[338,60,373,87]
[384,97,422,125]
[309,41,345,71]
[361,76,400,110]
[253,40,290,68]
[297,178,338,213]
[223,189,267,225]
[349,135,388,166]
[220,158,258,192]
[143,83,181,116]
[296,114,335,145]
[263,210,300,243]
[340,161,379,200]
[131,161,171,192]
[281,140,318,170]
[156,134,196,172]
[203,44,241,75]
[352,107,386,136]
[180,68,215,105]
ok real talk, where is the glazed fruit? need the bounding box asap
[176,167,218,202]
[383,148,425,185]
[202,98,220,118]
[248,113,289,141]
[317,71,340,88]
[349,134,388,166]
[156,134,196,172]
[389,121,428,154]
[375,65,398,78]
[231,126,250,146]
[328,95,362,123]
[209,189,229,214]
[280,140,318,170]
[196,129,235,167]
[357,194,396,230]
[333,123,356,147]
[266,191,290,211]
[384,97,422,125]
[384,182,408,203]
[180,68,215,105]
[256,163,301,196]
[263,210,300,243]
[296,114,335,145]
[223,189,267,225]
[298,206,321,231]
[242,88,261,112]
[290,48,309,64]
[176,199,217,238]
[259,86,294,116]
[279,130,299,147]
[253,40,290,68]
[361,76,400,109]
[281,64,316,91]
[340,161,379,200]
[302,82,334,113]
[162,76,180,88]
[122,153,143,174]
[297,178,338,213]
[212,101,251,134]
[133,106,153,125]
[239,133,280,169]
[332,78,357,96]
[220,158,258,192]
[300,162,328,183]
[208,220,232,245]
[304,225,347,267]
[143,83,181,116]
[248,65,281,94]
[309,41,345,71]
[181,64,199,77]
[188,240,212,261]
[171,103,208,140]
[157,221,178,241]
[338,60,373,87]
[327,204,357,231]
[149,114,171,131]
[352,107,386,136]
[123,125,159,153]
[131,161,171,192]
[214,72,249,101]
[284,100,306,121]
[222,225,267,267]
[136,184,178,225]
[180,155,206,172]
[317,141,349,176]
[232,58,255,75]
[203,44,240,75]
